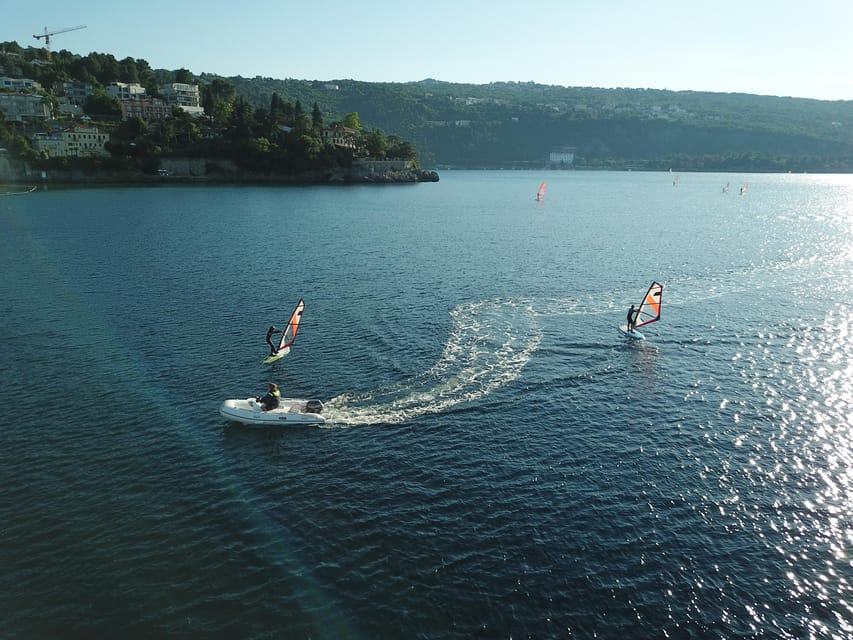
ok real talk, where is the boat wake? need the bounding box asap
[323,298,542,425]
[0,185,37,196]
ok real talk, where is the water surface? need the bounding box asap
[1,171,851,638]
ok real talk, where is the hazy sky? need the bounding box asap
[6,0,853,100]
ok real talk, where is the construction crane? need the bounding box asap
[33,25,86,58]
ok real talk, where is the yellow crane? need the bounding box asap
[33,25,87,58]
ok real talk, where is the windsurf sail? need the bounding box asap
[722,181,730,193]
[536,182,547,201]
[276,298,305,353]
[634,281,663,329]
[740,182,748,195]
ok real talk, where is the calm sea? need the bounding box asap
[1,171,851,639]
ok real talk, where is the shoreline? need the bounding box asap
[0,156,439,186]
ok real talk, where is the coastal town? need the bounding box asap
[1,76,201,159]
[0,45,437,184]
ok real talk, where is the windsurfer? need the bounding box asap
[265,325,282,356]
[627,304,637,333]
[256,383,281,411]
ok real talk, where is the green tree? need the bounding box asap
[280,100,295,126]
[68,56,97,84]
[41,93,60,119]
[116,117,148,141]
[135,58,158,94]
[388,136,418,162]
[363,129,388,159]
[172,108,201,145]
[174,68,193,84]
[89,52,120,84]
[254,137,273,153]
[202,78,236,128]
[342,112,361,130]
[311,102,323,129]
[228,97,256,140]
[0,111,13,149]
[83,90,121,118]
[290,132,323,164]
[294,111,312,132]
[159,118,176,147]
[118,57,140,83]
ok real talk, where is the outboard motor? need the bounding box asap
[305,399,324,414]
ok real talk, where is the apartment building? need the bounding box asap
[0,93,49,121]
[32,126,110,158]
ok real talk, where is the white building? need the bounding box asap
[159,82,204,117]
[0,76,40,91]
[159,82,199,107]
[322,125,357,149]
[61,80,94,105]
[0,93,49,122]
[32,126,110,158]
[107,82,146,100]
[549,147,575,166]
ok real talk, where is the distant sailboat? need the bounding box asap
[722,181,730,194]
[535,181,547,201]
[739,182,749,196]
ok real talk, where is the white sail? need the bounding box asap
[264,298,305,363]
[277,298,305,352]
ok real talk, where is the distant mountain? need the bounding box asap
[214,75,853,171]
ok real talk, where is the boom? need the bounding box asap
[33,25,87,57]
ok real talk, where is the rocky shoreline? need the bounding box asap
[0,156,439,186]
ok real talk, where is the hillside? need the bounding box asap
[217,76,853,171]
[4,39,853,172]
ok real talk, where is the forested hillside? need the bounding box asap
[219,76,853,171]
[4,36,853,172]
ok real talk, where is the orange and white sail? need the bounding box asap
[634,282,663,329]
[535,182,547,201]
[276,298,305,354]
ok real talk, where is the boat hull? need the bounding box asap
[220,397,326,426]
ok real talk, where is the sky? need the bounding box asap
[5,0,853,101]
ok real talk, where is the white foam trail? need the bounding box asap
[323,299,541,425]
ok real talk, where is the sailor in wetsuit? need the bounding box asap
[256,382,281,411]
[626,304,637,333]
[265,325,282,356]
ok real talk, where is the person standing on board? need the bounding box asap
[256,382,281,411]
[265,325,282,356]
[627,304,637,333]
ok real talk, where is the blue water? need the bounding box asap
[1,171,851,639]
